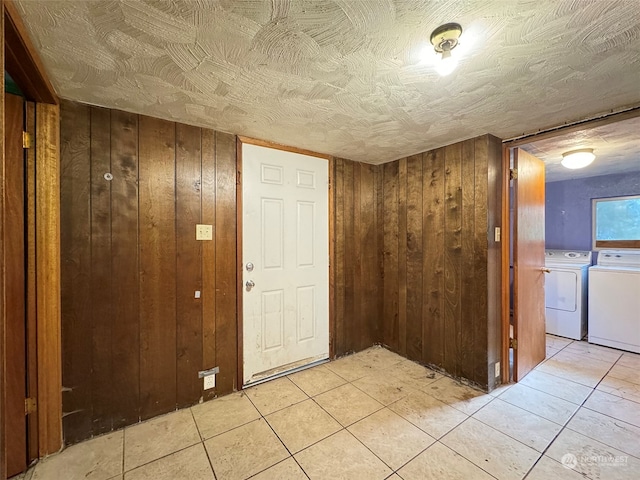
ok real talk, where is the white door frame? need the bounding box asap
[236,137,335,389]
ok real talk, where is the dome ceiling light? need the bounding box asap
[561,148,596,169]
[430,22,463,76]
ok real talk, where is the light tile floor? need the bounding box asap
[13,336,640,480]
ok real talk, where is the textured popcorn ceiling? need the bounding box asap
[521,115,640,182]
[15,0,640,170]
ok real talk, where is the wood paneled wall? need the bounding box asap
[381,135,503,390]
[60,99,502,445]
[60,101,237,444]
[332,159,383,356]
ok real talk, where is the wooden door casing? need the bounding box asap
[5,93,27,478]
[513,148,546,381]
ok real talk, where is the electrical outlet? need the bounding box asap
[196,224,213,241]
[204,374,215,390]
[495,361,501,378]
[494,227,501,242]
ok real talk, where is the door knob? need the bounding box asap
[245,280,255,291]
[541,268,551,273]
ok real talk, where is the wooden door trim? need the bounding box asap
[2,3,62,471]
[34,103,62,456]
[238,136,332,160]
[235,138,335,389]
[3,1,57,104]
[24,102,38,463]
[1,5,6,476]
[328,157,335,359]
[235,138,244,390]
[500,145,511,383]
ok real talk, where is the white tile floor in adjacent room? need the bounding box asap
[14,336,640,480]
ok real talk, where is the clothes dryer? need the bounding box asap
[589,250,640,353]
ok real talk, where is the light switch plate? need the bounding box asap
[495,361,501,378]
[196,224,213,241]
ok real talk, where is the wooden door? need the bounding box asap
[5,93,28,477]
[513,148,546,381]
[242,143,329,385]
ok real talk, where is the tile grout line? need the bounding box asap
[344,373,477,476]
[434,415,505,480]
[267,357,434,476]
[188,406,218,480]
[521,344,631,479]
[121,427,126,478]
[244,379,313,479]
[28,344,640,479]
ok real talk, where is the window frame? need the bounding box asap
[592,194,640,250]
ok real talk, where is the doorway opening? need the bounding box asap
[237,139,332,388]
[502,109,640,384]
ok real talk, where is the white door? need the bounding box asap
[242,143,329,385]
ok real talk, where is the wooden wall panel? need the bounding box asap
[60,102,92,443]
[213,132,237,394]
[343,160,355,351]
[382,135,503,389]
[139,116,177,420]
[397,159,407,356]
[332,159,383,356]
[443,143,462,377]
[59,98,502,447]
[382,162,399,351]
[201,131,217,402]
[176,124,203,408]
[422,148,445,368]
[405,155,423,361]
[459,139,476,381]
[60,102,238,444]
[89,107,113,435]
[110,109,140,430]
[333,159,346,355]
[485,136,503,390]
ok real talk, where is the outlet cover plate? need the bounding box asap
[204,374,215,390]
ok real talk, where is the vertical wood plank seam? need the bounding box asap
[107,109,114,431]
[88,108,95,436]
[174,122,178,411]
[136,114,141,423]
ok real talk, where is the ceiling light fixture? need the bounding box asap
[561,148,596,169]
[430,22,463,76]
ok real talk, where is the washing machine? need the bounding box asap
[545,250,592,340]
[589,250,640,353]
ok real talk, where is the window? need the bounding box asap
[592,195,640,249]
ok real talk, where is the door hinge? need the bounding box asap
[510,168,518,180]
[510,338,518,349]
[23,131,33,149]
[25,397,37,415]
